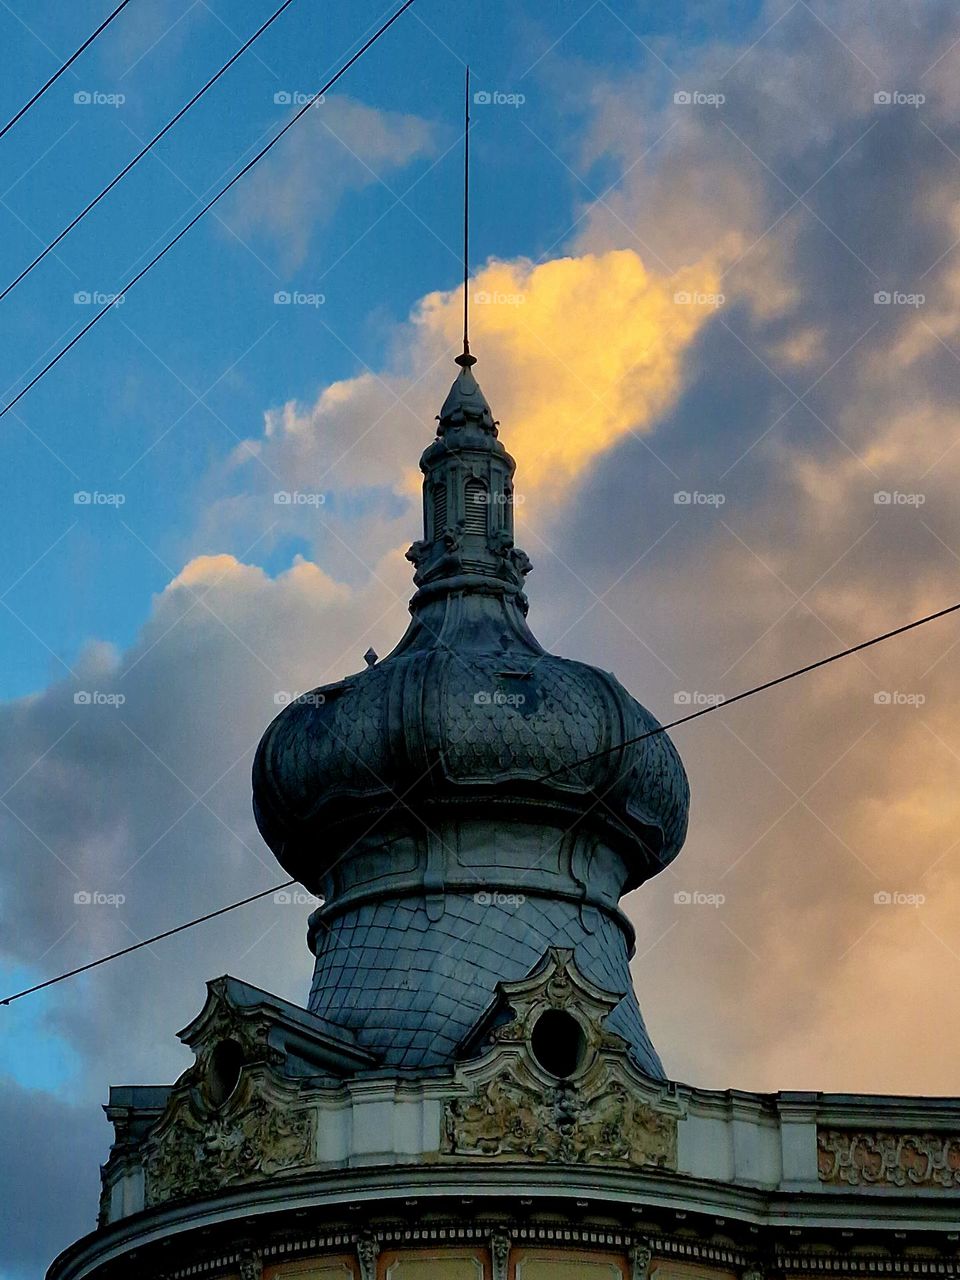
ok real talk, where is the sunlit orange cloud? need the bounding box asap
[414,249,726,496]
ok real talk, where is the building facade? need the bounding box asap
[48,356,960,1280]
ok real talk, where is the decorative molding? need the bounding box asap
[631,1241,653,1280]
[357,1236,380,1280]
[178,977,285,1073]
[150,1224,960,1280]
[143,1071,314,1207]
[445,1066,677,1167]
[818,1128,960,1189]
[445,950,678,1170]
[490,1229,511,1280]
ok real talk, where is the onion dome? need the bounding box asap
[254,359,688,882]
[252,353,689,1073]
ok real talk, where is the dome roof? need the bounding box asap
[253,590,688,890]
[253,361,689,893]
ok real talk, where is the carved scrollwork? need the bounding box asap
[817,1128,960,1188]
[143,1076,314,1207]
[444,1063,676,1168]
[445,949,679,1168]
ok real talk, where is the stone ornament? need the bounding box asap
[630,1241,653,1280]
[490,1230,511,1280]
[143,1073,314,1206]
[357,1236,380,1280]
[238,1255,263,1280]
[445,1068,676,1167]
[141,981,315,1207]
[818,1129,960,1188]
[444,950,679,1169]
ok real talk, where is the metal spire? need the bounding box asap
[456,65,476,369]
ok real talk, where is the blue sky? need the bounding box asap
[0,0,757,698]
[8,2,960,1275]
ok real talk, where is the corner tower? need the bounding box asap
[252,352,690,1076]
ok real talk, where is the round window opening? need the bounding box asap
[530,1008,587,1079]
[206,1038,244,1107]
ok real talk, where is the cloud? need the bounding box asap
[211,244,726,575]
[11,3,960,1272]
[0,550,415,1270]
[525,0,960,1093]
[0,1082,106,1280]
[226,97,441,269]
[415,251,727,494]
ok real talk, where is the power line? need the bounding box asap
[2,595,957,1008]
[536,596,960,782]
[0,0,416,424]
[0,880,297,1006]
[0,0,136,144]
[0,0,300,303]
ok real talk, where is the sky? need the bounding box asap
[4,0,960,1275]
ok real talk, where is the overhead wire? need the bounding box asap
[0,0,300,302]
[0,0,136,144]
[3,595,958,1006]
[0,0,417,424]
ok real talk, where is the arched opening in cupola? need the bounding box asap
[432,482,448,537]
[463,477,488,535]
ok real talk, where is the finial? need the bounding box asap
[363,647,378,668]
[457,65,477,370]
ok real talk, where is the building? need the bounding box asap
[48,352,960,1280]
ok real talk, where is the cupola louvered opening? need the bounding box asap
[464,478,487,535]
[432,483,448,537]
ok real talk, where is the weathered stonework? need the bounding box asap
[817,1128,960,1188]
[443,951,679,1169]
[445,1067,677,1167]
[143,1067,314,1207]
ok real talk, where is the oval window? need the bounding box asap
[530,1009,587,1078]
[206,1038,244,1107]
